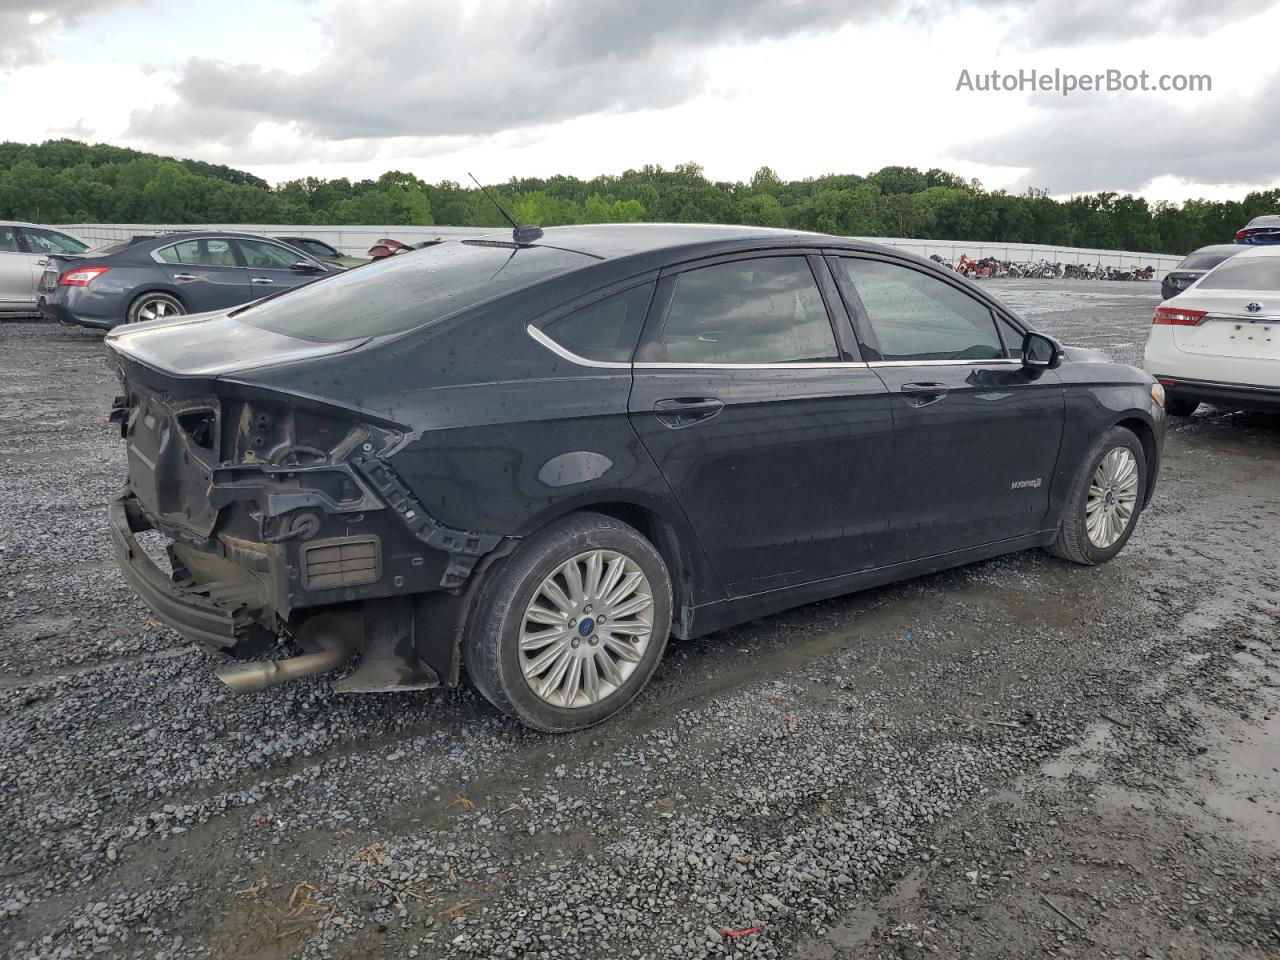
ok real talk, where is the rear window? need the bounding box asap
[1197,257,1280,291]
[1176,251,1235,271]
[232,241,591,342]
[90,239,135,256]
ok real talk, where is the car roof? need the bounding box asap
[1185,244,1245,256]
[143,231,292,245]
[0,220,75,230]
[1231,244,1280,259]
[473,223,873,261]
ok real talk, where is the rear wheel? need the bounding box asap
[1048,426,1147,566]
[1164,397,1199,417]
[127,292,185,324]
[463,513,672,732]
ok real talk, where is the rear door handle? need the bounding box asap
[652,397,723,428]
[250,277,274,285]
[172,273,197,282]
[900,382,949,407]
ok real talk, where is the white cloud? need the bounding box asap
[5,0,1280,199]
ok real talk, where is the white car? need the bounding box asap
[1143,245,1280,416]
[0,221,91,318]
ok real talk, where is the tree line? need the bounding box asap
[1,139,1275,256]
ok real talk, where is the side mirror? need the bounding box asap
[293,260,323,273]
[1022,331,1062,369]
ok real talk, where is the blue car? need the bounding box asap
[41,232,339,329]
[1235,214,1280,245]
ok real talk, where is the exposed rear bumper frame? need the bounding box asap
[109,490,266,653]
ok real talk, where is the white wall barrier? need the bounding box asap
[54,223,1184,271]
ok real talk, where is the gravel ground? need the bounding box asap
[2,278,1277,960]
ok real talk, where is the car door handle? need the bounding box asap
[34,258,49,267]
[652,397,724,428]
[900,382,949,407]
[172,273,197,282]
[250,277,274,285]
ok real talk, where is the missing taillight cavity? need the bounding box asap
[1152,307,1207,326]
[176,410,217,451]
[59,266,111,286]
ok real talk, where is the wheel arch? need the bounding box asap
[127,285,189,316]
[515,495,721,639]
[1113,414,1160,507]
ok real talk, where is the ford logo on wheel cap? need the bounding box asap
[1247,302,1263,312]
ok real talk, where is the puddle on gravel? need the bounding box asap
[1042,720,1114,780]
[790,867,929,957]
[1100,653,1280,853]
[1183,655,1280,851]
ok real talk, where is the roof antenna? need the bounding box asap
[468,172,543,245]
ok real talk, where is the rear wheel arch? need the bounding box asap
[520,500,703,636]
[126,287,188,320]
[462,509,675,731]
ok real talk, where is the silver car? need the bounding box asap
[0,222,91,317]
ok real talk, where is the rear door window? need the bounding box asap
[156,239,238,267]
[540,283,655,363]
[658,256,839,364]
[836,258,1005,362]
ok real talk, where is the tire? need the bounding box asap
[463,512,673,732]
[1164,397,1199,417]
[1048,425,1147,566]
[127,292,185,324]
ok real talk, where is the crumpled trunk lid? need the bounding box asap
[104,311,370,539]
[104,310,369,376]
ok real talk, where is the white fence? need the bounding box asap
[55,222,1183,271]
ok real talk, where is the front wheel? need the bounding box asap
[463,513,673,732]
[1048,426,1147,565]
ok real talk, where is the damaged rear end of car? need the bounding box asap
[105,309,509,696]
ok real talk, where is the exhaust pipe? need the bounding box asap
[215,615,356,694]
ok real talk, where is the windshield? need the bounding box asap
[1198,257,1280,291]
[232,241,592,342]
[1177,250,1236,272]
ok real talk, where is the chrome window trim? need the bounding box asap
[634,360,869,370]
[866,358,1022,367]
[527,324,871,370]
[526,324,631,369]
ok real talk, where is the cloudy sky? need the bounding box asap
[2,0,1278,201]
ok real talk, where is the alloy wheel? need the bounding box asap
[135,298,179,322]
[1085,447,1139,548]
[518,549,655,709]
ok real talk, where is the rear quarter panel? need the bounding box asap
[226,290,728,608]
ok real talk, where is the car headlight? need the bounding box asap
[1150,382,1166,408]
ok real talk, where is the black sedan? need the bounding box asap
[103,225,1165,731]
[41,232,337,329]
[1160,243,1243,300]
